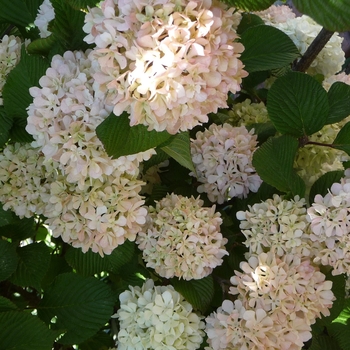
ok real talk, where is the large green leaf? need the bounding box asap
[0,296,18,312]
[66,0,100,10]
[171,275,214,313]
[0,240,18,282]
[0,0,34,27]
[267,72,329,137]
[10,242,51,290]
[38,273,114,345]
[26,33,58,56]
[107,240,135,273]
[0,107,13,148]
[79,331,115,350]
[293,0,350,32]
[240,25,299,73]
[333,121,350,156]
[309,334,342,350]
[222,0,275,11]
[161,131,195,173]
[0,204,14,227]
[252,135,305,197]
[96,112,172,158]
[2,215,35,241]
[237,13,265,34]
[327,82,350,125]
[0,311,56,350]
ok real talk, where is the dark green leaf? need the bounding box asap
[10,242,51,290]
[0,107,13,147]
[237,13,265,34]
[0,204,14,227]
[247,122,276,144]
[224,0,275,11]
[79,331,115,350]
[308,334,342,350]
[26,34,58,56]
[142,148,169,172]
[240,25,299,73]
[309,170,344,204]
[267,72,329,137]
[0,311,56,350]
[0,0,34,27]
[2,215,35,241]
[38,273,114,345]
[41,255,72,288]
[327,82,350,124]
[161,131,195,173]
[171,275,214,313]
[293,0,350,32]
[333,121,350,155]
[0,296,18,312]
[107,240,135,273]
[0,240,18,282]
[66,0,100,10]
[96,112,172,158]
[252,135,305,197]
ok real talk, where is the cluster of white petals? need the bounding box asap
[34,0,55,38]
[83,0,247,134]
[307,173,350,275]
[255,4,295,25]
[237,194,313,258]
[259,10,344,77]
[137,193,227,280]
[0,35,22,105]
[190,123,262,204]
[115,279,205,349]
[206,252,334,350]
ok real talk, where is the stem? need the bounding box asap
[306,141,336,148]
[294,28,335,72]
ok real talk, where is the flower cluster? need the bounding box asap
[137,193,227,280]
[115,279,205,349]
[237,194,313,258]
[34,0,55,38]
[258,8,344,77]
[323,72,350,91]
[190,123,262,204]
[255,4,295,25]
[0,35,22,105]
[206,252,334,349]
[307,174,350,275]
[83,0,247,134]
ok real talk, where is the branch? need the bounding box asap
[293,27,335,73]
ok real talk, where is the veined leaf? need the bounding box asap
[327,82,350,125]
[0,240,18,282]
[333,121,350,156]
[222,0,275,11]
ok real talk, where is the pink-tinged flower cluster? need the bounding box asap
[323,72,350,91]
[206,252,334,349]
[34,0,55,38]
[190,123,262,204]
[255,4,295,25]
[307,174,350,275]
[0,35,22,105]
[115,279,205,349]
[137,193,227,280]
[83,0,247,134]
[237,195,314,258]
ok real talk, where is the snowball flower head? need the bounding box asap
[83,0,247,134]
[137,193,227,280]
[255,4,295,25]
[191,123,261,204]
[115,279,205,350]
[34,0,55,38]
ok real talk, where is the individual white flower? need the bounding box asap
[115,279,205,350]
[137,193,227,280]
[190,123,261,204]
[34,0,55,38]
[83,0,248,134]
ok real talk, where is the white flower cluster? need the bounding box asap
[307,173,350,275]
[0,35,22,105]
[34,0,55,38]
[258,7,345,78]
[190,123,262,204]
[83,0,247,134]
[206,252,334,349]
[115,279,205,350]
[237,194,313,258]
[137,193,227,280]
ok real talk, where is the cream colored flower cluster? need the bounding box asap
[206,252,334,349]
[255,4,295,25]
[237,195,313,258]
[258,7,344,78]
[83,0,247,134]
[0,35,22,105]
[137,193,227,280]
[34,0,55,38]
[190,123,262,204]
[307,174,350,275]
[115,279,205,350]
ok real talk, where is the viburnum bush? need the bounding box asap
[1,0,350,349]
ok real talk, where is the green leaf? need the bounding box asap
[0,296,18,312]
[247,122,276,144]
[0,0,34,27]
[38,273,115,345]
[0,240,18,282]
[0,107,13,147]
[66,0,100,10]
[142,148,169,172]
[161,131,195,173]
[10,242,51,290]
[267,72,329,137]
[107,240,135,273]
[26,34,58,56]
[2,215,35,241]
[171,276,214,313]
[309,334,342,350]
[79,331,115,350]
[96,112,172,158]
[224,0,275,11]
[309,170,344,204]
[293,0,350,32]
[41,255,72,288]
[0,204,14,227]
[327,82,350,124]
[240,25,299,73]
[333,121,350,156]
[0,311,56,350]
[237,13,265,34]
[252,135,305,197]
